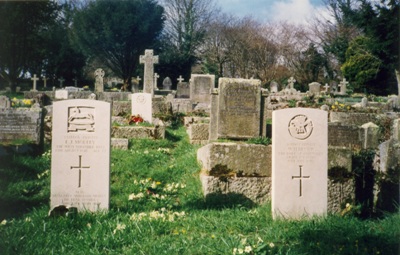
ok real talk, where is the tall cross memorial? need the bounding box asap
[139,49,159,95]
[272,108,327,219]
[31,74,39,91]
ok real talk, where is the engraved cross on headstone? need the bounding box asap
[70,155,90,188]
[139,49,159,94]
[31,74,39,91]
[292,165,310,197]
[177,75,184,83]
[288,77,296,89]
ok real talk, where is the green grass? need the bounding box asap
[0,125,399,255]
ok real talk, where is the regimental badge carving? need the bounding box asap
[136,95,146,104]
[67,106,95,132]
[288,114,313,140]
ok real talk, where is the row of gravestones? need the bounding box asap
[47,98,327,219]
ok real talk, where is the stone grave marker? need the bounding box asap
[323,83,329,93]
[43,76,47,89]
[162,77,172,90]
[131,93,152,124]
[270,81,279,93]
[55,89,68,99]
[0,107,43,144]
[0,96,11,108]
[308,82,321,95]
[177,75,184,83]
[338,78,348,95]
[131,76,141,93]
[272,108,327,219]
[94,68,105,92]
[58,77,65,88]
[31,74,39,91]
[50,99,111,212]
[190,74,215,104]
[154,73,159,91]
[287,76,296,89]
[176,82,190,98]
[140,49,159,95]
[216,78,261,139]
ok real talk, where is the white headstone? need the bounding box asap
[131,93,152,124]
[55,89,68,99]
[31,74,39,91]
[50,99,111,212]
[272,108,327,219]
[139,49,159,95]
[162,77,172,90]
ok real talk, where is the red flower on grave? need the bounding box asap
[129,115,144,125]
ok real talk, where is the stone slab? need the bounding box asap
[190,74,214,104]
[111,138,129,150]
[272,108,327,219]
[217,78,261,139]
[50,99,111,212]
[197,142,271,177]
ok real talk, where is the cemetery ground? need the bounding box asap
[0,124,399,255]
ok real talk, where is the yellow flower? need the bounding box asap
[1,220,7,225]
[331,105,336,109]
[335,101,339,105]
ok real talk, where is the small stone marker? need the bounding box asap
[323,83,329,93]
[308,82,321,95]
[338,78,349,95]
[361,97,368,108]
[288,77,296,89]
[272,108,327,219]
[154,73,160,91]
[50,99,111,212]
[94,68,105,92]
[140,49,159,95]
[0,96,11,108]
[58,77,65,88]
[190,74,215,104]
[131,93,152,124]
[31,74,39,91]
[162,77,172,90]
[270,81,279,93]
[43,76,47,88]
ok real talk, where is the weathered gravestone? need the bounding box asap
[270,81,279,93]
[210,78,261,140]
[272,108,327,219]
[162,77,172,90]
[131,93,152,124]
[190,74,215,104]
[140,49,159,95]
[94,68,105,92]
[0,96,11,108]
[308,82,321,95]
[176,82,190,98]
[50,99,111,212]
[131,76,141,93]
[0,107,43,144]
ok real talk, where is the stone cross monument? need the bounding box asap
[338,78,349,95]
[31,74,39,91]
[139,49,159,95]
[288,77,296,89]
[94,68,105,92]
[177,75,184,83]
[58,77,65,88]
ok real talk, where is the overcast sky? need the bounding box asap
[216,0,328,24]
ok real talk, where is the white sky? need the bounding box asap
[216,0,329,24]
